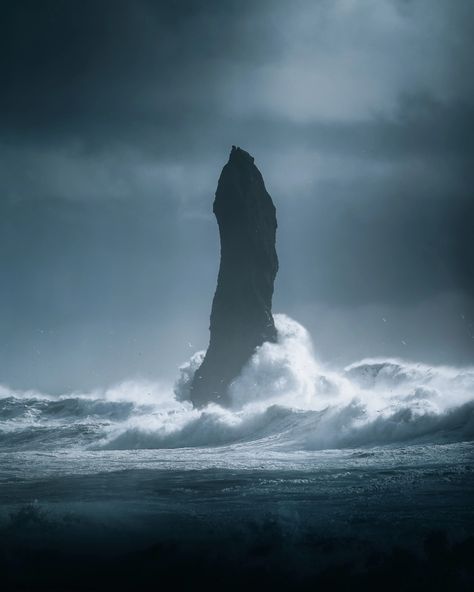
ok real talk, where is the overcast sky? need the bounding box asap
[1,0,473,393]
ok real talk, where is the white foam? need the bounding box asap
[2,315,474,451]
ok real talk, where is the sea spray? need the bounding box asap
[1,315,474,452]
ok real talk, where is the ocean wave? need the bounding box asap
[1,315,474,451]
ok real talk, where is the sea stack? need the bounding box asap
[190,146,278,407]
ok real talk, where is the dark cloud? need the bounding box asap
[1,0,473,392]
[0,0,278,150]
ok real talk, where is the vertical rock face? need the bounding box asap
[190,146,278,407]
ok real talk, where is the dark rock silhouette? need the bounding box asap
[190,146,278,407]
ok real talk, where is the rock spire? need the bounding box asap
[190,146,278,407]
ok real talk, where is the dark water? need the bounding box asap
[1,317,474,590]
[1,444,473,590]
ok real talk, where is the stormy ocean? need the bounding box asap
[2,315,473,590]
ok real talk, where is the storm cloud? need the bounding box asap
[1,0,473,393]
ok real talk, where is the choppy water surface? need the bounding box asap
[1,316,473,590]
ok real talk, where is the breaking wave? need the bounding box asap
[1,315,473,451]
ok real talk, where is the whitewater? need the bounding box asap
[1,315,474,590]
[1,315,473,456]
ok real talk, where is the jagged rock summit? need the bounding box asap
[190,146,278,407]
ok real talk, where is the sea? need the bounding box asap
[1,315,473,590]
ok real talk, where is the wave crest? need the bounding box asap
[2,315,474,451]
